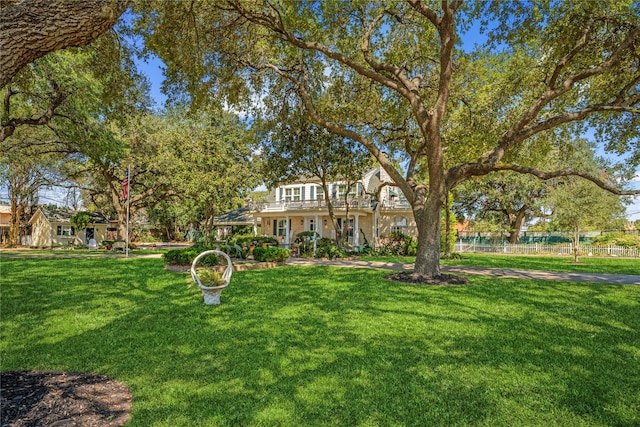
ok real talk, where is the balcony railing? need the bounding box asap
[255,196,413,212]
[380,199,412,209]
[260,197,374,212]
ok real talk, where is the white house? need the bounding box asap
[28,206,110,247]
[252,167,416,247]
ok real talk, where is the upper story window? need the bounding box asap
[337,183,357,199]
[317,186,324,200]
[284,187,301,202]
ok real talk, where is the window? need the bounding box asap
[391,216,408,234]
[308,219,315,232]
[337,183,357,199]
[284,187,301,202]
[56,225,75,236]
[277,219,287,236]
[317,186,324,201]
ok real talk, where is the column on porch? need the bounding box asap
[353,214,360,247]
[285,215,290,248]
[315,214,320,238]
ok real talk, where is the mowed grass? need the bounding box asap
[362,253,640,275]
[1,257,639,426]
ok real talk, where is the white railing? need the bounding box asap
[261,197,373,212]
[454,241,640,258]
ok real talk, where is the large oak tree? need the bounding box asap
[136,0,640,277]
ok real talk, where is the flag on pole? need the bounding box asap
[120,169,129,201]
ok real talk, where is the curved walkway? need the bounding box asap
[286,258,640,285]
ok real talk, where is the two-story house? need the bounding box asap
[253,167,416,248]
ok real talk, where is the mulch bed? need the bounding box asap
[386,272,470,285]
[1,371,131,427]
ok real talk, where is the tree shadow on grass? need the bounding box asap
[2,261,638,425]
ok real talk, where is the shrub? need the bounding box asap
[163,246,218,266]
[314,237,348,259]
[378,232,416,256]
[315,244,347,259]
[252,246,291,262]
[230,235,279,248]
[591,233,640,248]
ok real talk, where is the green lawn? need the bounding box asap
[361,253,640,275]
[1,257,639,426]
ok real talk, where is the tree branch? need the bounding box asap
[0,80,69,142]
[0,0,128,88]
[493,163,639,196]
[480,25,640,168]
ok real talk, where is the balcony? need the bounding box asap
[259,197,374,212]
[380,199,412,209]
[255,196,413,213]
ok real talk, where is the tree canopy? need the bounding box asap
[133,0,640,276]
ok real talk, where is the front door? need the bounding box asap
[85,227,95,244]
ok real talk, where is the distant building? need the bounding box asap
[212,206,258,240]
[28,206,109,247]
[0,205,10,244]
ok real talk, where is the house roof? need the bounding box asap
[213,207,255,226]
[0,205,10,214]
[30,206,109,225]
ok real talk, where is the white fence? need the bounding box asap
[455,241,640,258]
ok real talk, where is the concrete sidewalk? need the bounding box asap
[286,258,640,285]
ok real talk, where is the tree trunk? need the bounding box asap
[573,227,580,263]
[507,208,528,244]
[321,180,343,247]
[9,195,21,246]
[413,193,444,277]
[444,192,452,257]
[0,0,128,88]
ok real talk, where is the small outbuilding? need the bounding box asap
[29,206,109,247]
[212,207,259,239]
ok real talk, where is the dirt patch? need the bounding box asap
[1,371,131,427]
[386,272,470,285]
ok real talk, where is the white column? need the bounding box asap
[253,217,258,237]
[285,215,290,247]
[354,214,360,246]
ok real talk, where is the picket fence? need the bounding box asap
[455,241,640,258]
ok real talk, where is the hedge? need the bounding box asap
[252,246,291,262]
[163,246,218,266]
